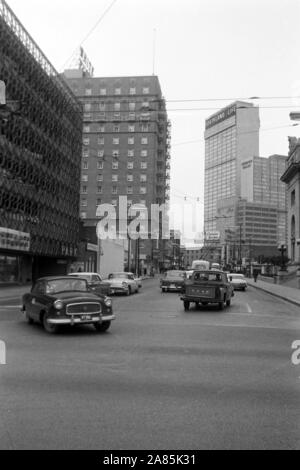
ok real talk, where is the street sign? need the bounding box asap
[0,80,6,105]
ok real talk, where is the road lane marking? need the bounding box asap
[246,303,252,313]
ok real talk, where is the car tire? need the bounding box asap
[42,313,59,334]
[94,321,111,333]
[219,301,225,310]
[126,286,131,296]
[226,298,231,307]
[183,301,190,311]
[24,307,34,324]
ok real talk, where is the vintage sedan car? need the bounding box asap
[21,276,115,334]
[160,270,186,292]
[107,272,139,295]
[181,270,234,311]
[68,272,111,296]
[228,273,248,291]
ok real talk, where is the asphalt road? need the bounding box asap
[0,280,299,450]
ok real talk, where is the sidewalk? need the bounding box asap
[0,284,31,300]
[247,278,300,307]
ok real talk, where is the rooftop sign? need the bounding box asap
[205,104,236,130]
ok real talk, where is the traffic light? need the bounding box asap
[0,80,6,105]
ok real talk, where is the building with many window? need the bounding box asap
[63,69,171,273]
[0,0,82,284]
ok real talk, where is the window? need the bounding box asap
[85,89,92,96]
[112,186,118,195]
[128,137,134,145]
[127,199,133,207]
[127,186,133,194]
[98,150,104,158]
[82,162,88,170]
[141,162,147,169]
[142,87,150,94]
[99,125,105,133]
[81,212,87,219]
[141,124,149,132]
[97,175,103,182]
[140,174,147,182]
[84,103,92,111]
[99,102,106,111]
[97,162,103,170]
[141,137,148,145]
[129,102,136,111]
[140,187,147,194]
[127,162,134,169]
[128,113,136,121]
[81,175,88,182]
[113,126,120,133]
[128,125,135,132]
[128,150,135,157]
[142,101,149,108]
[97,198,102,206]
[100,88,106,96]
[112,150,119,158]
[113,137,120,145]
[83,149,89,157]
[141,150,148,157]
[129,88,136,95]
[114,88,121,95]
[114,102,121,111]
[81,186,87,194]
[127,174,133,182]
[291,190,296,206]
[111,199,118,206]
[97,186,102,194]
[112,174,118,182]
[112,162,119,170]
[98,137,104,145]
[81,199,87,207]
[83,138,90,146]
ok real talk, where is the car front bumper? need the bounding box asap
[47,314,115,325]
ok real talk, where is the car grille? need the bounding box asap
[66,302,102,316]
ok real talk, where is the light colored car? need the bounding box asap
[108,272,139,295]
[69,272,111,296]
[228,273,248,291]
[185,270,194,280]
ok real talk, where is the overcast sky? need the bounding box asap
[6,0,300,241]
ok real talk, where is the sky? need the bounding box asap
[5,0,300,243]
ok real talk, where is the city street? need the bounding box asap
[0,279,299,450]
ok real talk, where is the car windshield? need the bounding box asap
[45,279,88,294]
[194,272,223,282]
[71,274,92,282]
[230,274,245,279]
[166,271,185,278]
[109,273,130,280]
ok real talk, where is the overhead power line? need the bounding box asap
[61,0,118,71]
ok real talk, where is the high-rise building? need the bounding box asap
[204,101,260,234]
[0,0,82,284]
[64,69,171,273]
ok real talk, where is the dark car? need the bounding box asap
[68,272,111,296]
[181,270,234,311]
[160,270,186,292]
[21,276,115,334]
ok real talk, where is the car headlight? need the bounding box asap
[54,300,64,310]
[104,297,112,307]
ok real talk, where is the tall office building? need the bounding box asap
[0,0,82,284]
[204,101,260,235]
[64,68,171,273]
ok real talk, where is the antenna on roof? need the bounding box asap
[152,28,156,76]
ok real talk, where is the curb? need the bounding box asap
[249,283,300,308]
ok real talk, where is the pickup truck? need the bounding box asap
[180,270,234,311]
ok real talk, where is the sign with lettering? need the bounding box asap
[242,160,253,169]
[205,105,236,130]
[0,227,30,251]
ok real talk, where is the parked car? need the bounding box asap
[21,276,115,334]
[228,273,248,291]
[185,270,194,280]
[160,270,186,292]
[107,272,139,295]
[134,275,143,288]
[69,272,111,296]
[181,270,234,311]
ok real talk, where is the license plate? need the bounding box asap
[81,315,92,321]
[170,284,176,289]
